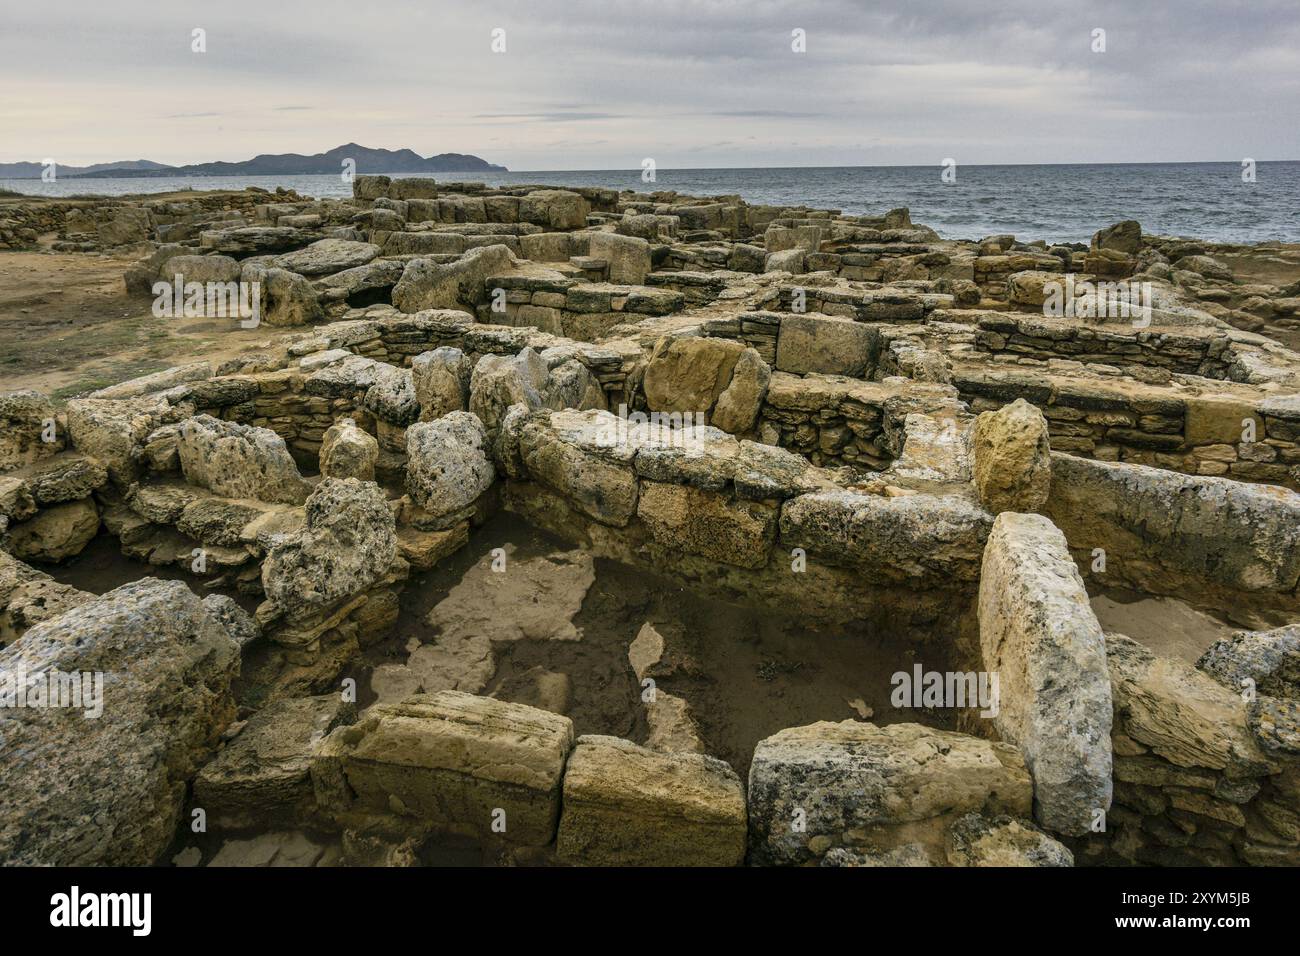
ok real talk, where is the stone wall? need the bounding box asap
[1046,452,1300,624]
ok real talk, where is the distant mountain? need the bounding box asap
[0,159,172,178]
[0,143,507,179]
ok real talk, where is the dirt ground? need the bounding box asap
[357,511,958,776]
[0,248,275,400]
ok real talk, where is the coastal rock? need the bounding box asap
[971,398,1051,514]
[0,579,241,865]
[177,415,311,505]
[261,478,397,618]
[404,411,496,527]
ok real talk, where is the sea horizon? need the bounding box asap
[6,159,1299,246]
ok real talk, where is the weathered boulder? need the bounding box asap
[642,336,745,415]
[978,513,1113,836]
[944,812,1074,867]
[24,456,108,505]
[517,410,640,527]
[587,231,651,285]
[542,359,607,412]
[194,694,354,828]
[261,478,397,618]
[250,265,324,327]
[319,418,379,481]
[392,245,515,313]
[468,348,547,433]
[66,397,171,487]
[97,206,152,246]
[200,226,317,256]
[1092,220,1143,255]
[311,691,574,845]
[6,498,99,563]
[363,365,419,426]
[778,490,993,584]
[518,190,590,230]
[1107,633,1274,777]
[556,735,747,866]
[405,412,496,527]
[0,579,241,865]
[1198,624,1300,700]
[412,346,472,421]
[153,253,241,286]
[177,415,311,505]
[636,480,776,569]
[1046,453,1300,602]
[0,551,93,645]
[89,362,211,400]
[0,391,63,473]
[764,248,806,274]
[774,313,876,377]
[710,348,771,434]
[272,238,379,277]
[747,721,1031,866]
[971,398,1051,514]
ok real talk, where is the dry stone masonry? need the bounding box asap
[2,177,1299,867]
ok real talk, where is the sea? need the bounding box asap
[4,161,1298,246]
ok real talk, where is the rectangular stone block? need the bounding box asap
[775,314,877,377]
[311,691,574,845]
[557,735,746,866]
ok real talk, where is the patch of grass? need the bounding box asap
[49,358,175,402]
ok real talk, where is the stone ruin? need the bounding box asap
[2,175,1300,867]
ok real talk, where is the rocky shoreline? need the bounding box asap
[2,176,1299,867]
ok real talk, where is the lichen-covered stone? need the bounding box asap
[0,579,241,865]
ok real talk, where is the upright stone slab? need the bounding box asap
[978,512,1113,835]
[557,735,746,866]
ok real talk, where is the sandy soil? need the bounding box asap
[0,249,275,400]
[358,512,956,776]
[1089,587,1237,665]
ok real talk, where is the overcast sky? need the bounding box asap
[4,0,1298,170]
